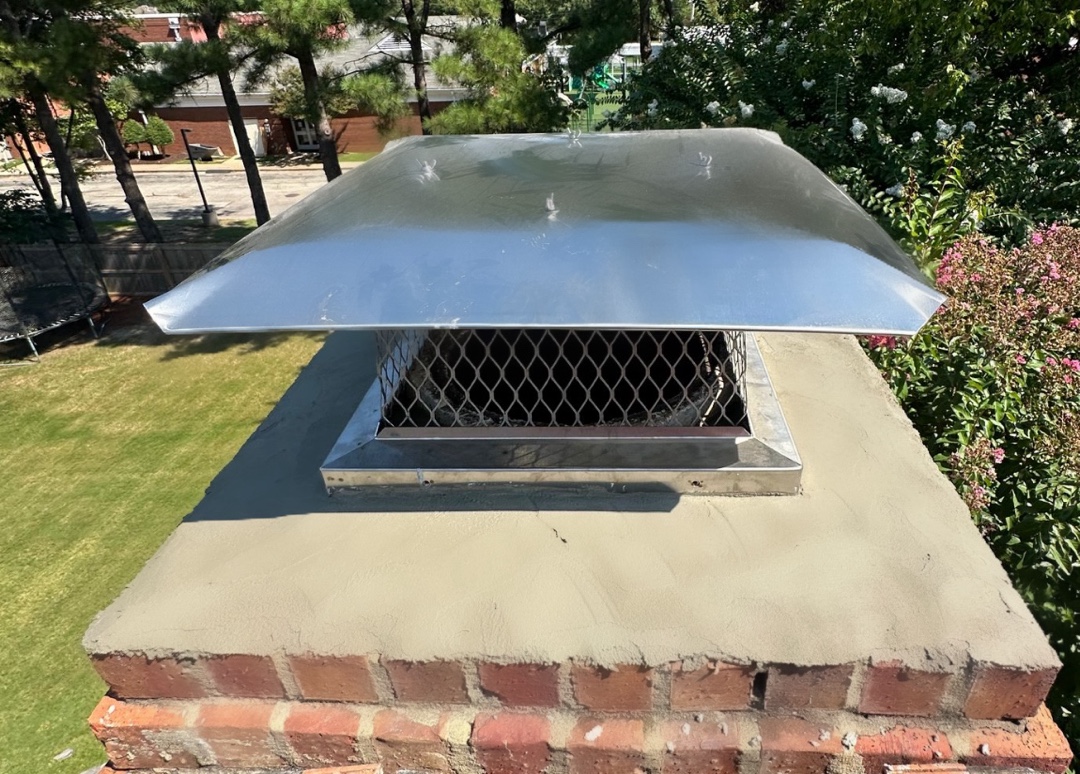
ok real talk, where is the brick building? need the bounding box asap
[135,11,464,159]
[3,10,463,163]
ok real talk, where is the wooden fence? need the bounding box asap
[0,243,231,298]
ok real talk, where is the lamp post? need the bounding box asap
[179,128,219,228]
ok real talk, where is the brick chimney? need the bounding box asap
[83,334,1071,774]
[87,131,1071,774]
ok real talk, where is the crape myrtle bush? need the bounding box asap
[605,1,1080,265]
[867,227,1080,751]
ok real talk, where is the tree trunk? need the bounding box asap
[401,0,432,131]
[638,0,652,62]
[500,0,517,31]
[9,102,59,219]
[27,86,99,245]
[204,17,271,224]
[296,50,342,182]
[83,78,163,243]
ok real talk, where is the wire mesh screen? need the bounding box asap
[376,329,748,430]
[0,245,107,342]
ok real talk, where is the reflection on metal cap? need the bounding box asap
[145,128,943,335]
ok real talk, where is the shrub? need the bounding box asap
[143,116,174,149]
[121,119,147,148]
[867,226,1080,750]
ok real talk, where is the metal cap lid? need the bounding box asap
[145,128,943,335]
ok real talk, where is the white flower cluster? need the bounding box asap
[647,99,659,117]
[1060,118,1074,135]
[911,131,923,143]
[935,119,955,140]
[705,101,720,115]
[961,121,976,133]
[887,63,905,74]
[885,184,904,198]
[851,117,868,141]
[775,40,789,55]
[802,79,815,90]
[870,84,908,104]
[739,101,754,118]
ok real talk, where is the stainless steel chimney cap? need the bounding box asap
[144,128,943,336]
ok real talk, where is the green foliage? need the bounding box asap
[238,0,356,86]
[515,0,696,73]
[121,117,148,146]
[867,227,1080,750]
[428,21,567,133]
[270,65,352,119]
[144,115,175,147]
[605,1,1080,258]
[103,75,141,116]
[269,64,409,130]
[341,68,410,132]
[0,190,64,243]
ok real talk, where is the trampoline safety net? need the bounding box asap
[0,245,108,348]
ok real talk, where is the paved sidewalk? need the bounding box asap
[3,165,330,221]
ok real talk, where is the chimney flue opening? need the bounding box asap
[376,328,749,432]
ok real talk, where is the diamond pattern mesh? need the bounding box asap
[376,329,748,429]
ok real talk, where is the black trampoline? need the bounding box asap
[0,245,109,362]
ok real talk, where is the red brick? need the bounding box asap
[859,661,950,716]
[568,718,646,774]
[572,664,653,711]
[204,654,285,699]
[479,663,560,708]
[660,718,740,774]
[855,726,953,774]
[289,654,380,703]
[962,704,1072,773]
[89,696,199,770]
[196,701,284,768]
[302,767,381,774]
[670,661,755,711]
[472,713,551,774]
[383,660,468,704]
[760,716,843,774]
[91,653,208,700]
[963,665,1058,720]
[373,709,450,773]
[765,664,853,711]
[285,703,362,768]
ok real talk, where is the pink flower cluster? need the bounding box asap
[931,227,1080,366]
[866,335,898,349]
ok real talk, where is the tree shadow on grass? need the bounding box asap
[156,331,311,361]
[88,298,323,360]
[0,298,320,364]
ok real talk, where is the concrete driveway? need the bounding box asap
[3,166,332,222]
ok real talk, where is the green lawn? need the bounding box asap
[0,320,325,774]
